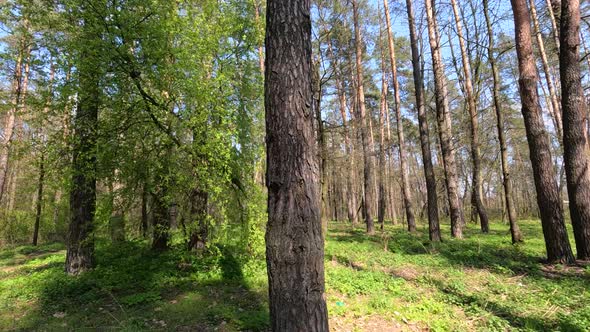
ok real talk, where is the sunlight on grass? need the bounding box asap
[0,220,589,331]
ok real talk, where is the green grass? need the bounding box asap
[1,220,589,331]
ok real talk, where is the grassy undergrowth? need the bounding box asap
[1,220,589,331]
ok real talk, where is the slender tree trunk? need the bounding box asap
[0,44,29,205]
[405,0,440,241]
[545,0,561,52]
[560,0,590,260]
[32,154,45,246]
[264,0,329,329]
[313,57,329,234]
[383,0,415,232]
[7,160,19,213]
[253,0,264,74]
[352,0,375,234]
[141,182,149,238]
[378,19,387,230]
[425,0,464,238]
[450,0,489,233]
[326,36,358,225]
[484,0,522,244]
[510,0,575,264]
[529,0,563,140]
[108,179,125,243]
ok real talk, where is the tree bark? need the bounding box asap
[560,0,590,260]
[0,43,29,205]
[424,0,464,238]
[484,0,522,244]
[405,0,440,241]
[32,154,44,246]
[326,33,358,225]
[545,0,561,52]
[253,0,264,74]
[188,187,208,251]
[378,19,388,230]
[450,0,489,233]
[313,57,329,234]
[65,52,99,275]
[383,0,415,232]
[352,0,376,234]
[529,0,563,141]
[141,181,149,238]
[510,0,575,264]
[264,0,329,329]
[151,189,169,251]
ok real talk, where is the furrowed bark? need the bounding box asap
[264,0,329,328]
[560,0,590,260]
[425,0,464,238]
[510,0,574,264]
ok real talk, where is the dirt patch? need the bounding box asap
[330,315,424,332]
[388,266,420,281]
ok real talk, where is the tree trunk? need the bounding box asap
[560,0,590,260]
[510,0,575,264]
[383,0,415,232]
[313,57,329,235]
[352,0,375,235]
[450,0,489,233]
[545,0,561,52]
[253,0,264,74]
[0,44,29,205]
[32,154,44,246]
[65,55,99,275]
[151,189,169,251]
[529,0,563,140]
[264,0,329,329]
[405,0,440,241]
[424,0,464,238]
[326,35,358,225]
[188,187,208,251]
[141,182,149,238]
[378,21,388,230]
[484,0,522,244]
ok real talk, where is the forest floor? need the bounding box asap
[0,220,589,331]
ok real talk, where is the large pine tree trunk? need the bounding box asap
[264,0,329,329]
[383,0,415,232]
[483,0,522,244]
[560,0,590,260]
[424,0,464,238]
[450,0,489,233]
[510,0,575,264]
[405,0,440,241]
[352,0,376,234]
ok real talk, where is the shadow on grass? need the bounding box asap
[0,243,64,267]
[329,223,589,283]
[430,278,554,330]
[10,241,268,331]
